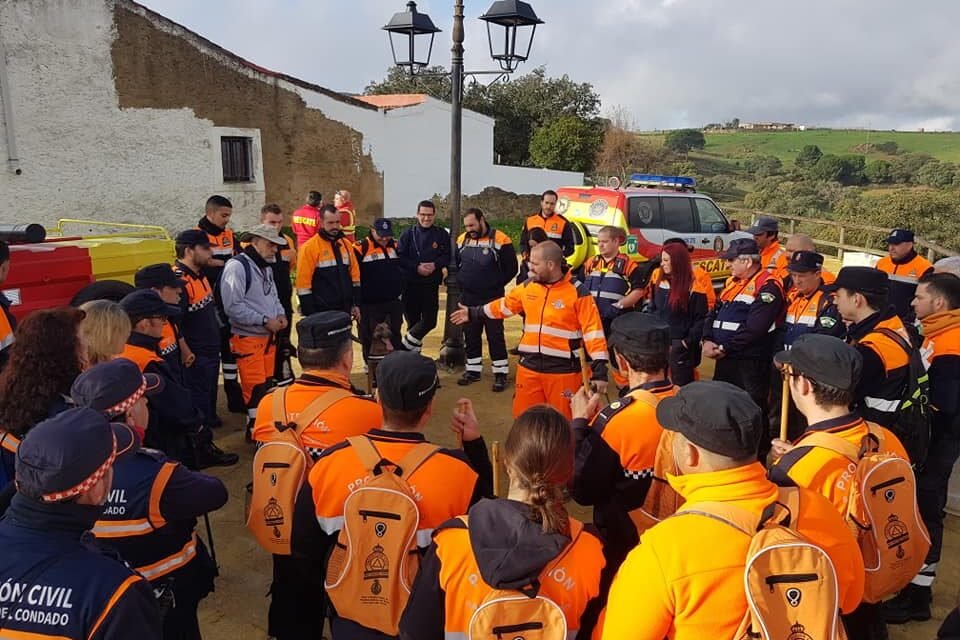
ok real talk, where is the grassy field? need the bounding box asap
[639,129,960,165]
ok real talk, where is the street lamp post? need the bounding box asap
[383,1,543,369]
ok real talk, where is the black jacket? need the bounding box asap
[397,225,451,286]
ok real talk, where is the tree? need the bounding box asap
[364,65,453,100]
[865,159,893,184]
[890,153,935,184]
[594,125,669,181]
[528,116,603,173]
[664,129,706,154]
[795,145,823,169]
[811,154,864,185]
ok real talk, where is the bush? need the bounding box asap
[890,153,936,184]
[744,154,783,178]
[915,160,957,188]
[865,159,893,184]
[795,145,823,169]
[664,129,706,153]
[811,154,864,185]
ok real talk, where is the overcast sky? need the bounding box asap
[140,0,960,131]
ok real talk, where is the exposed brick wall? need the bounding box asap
[111,4,383,227]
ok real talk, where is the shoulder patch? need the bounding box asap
[819,316,838,329]
[137,447,167,462]
[592,395,635,434]
[760,292,776,303]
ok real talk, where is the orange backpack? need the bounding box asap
[466,519,583,640]
[626,391,684,535]
[324,436,439,636]
[801,428,930,603]
[246,386,353,555]
[677,488,846,640]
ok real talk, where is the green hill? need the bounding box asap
[639,129,960,165]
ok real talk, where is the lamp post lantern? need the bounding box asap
[383,0,542,369]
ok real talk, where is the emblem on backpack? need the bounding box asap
[884,514,910,550]
[264,498,284,538]
[785,588,802,607]
[787,621,813,640]
[375,522,387,538]
[884,488,896,503]
[364,544,390,594]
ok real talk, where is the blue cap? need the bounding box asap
[787,250,824,273]
[16,408,137,503]
[746,215,779,235]
[120,289,181,318]
[373,218,393,237]
[885,228,915,245]
[71,359,164,419]
[721,238,761,260]
[175,229,211,247]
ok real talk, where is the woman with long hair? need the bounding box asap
[400,403,604,640]
[0,308,85,489]
[647,242,709,385]
[78,300,131,367]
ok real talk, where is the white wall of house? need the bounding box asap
[0,1,264,232]
[302,93,584,216]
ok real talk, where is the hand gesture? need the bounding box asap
[571,386,602,421]
[451,398,481,443]
[351,306,361,322]
[449,303,470,325]
[770,438,794,458]
[265,317,285,333]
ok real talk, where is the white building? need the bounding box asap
[0,0,581,232]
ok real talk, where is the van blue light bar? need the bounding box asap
[629,174,697,188]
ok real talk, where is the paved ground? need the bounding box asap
[197,315,958,639]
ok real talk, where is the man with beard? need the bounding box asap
[296,204,360,319]
[455,208,518,392]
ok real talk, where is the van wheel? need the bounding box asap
[70,280,136,306]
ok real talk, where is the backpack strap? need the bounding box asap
[273,387,354,434]
[675,489,798,536]
[876,327,912,356]
[797,431,861,463]
[347,436,384,474]
[396,442,440,479]
[0,430,19,454]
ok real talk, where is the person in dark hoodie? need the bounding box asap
[399,404,605,640]
[397,200,450,354]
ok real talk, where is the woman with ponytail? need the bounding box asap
[400,404,604,640]
[647,242,709,385]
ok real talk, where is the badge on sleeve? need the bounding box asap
[760,292,775,303]
[819,316,837,328]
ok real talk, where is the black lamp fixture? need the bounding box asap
[479,0,543,72]
[382,1,441,73]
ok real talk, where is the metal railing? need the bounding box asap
[52,218,171,241]
[728,209,959,262]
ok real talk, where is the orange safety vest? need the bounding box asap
[0,307,13,353]
[855,316,912,423]
[200,226,236,264]
[482,271,607,370]
[121,342,163,372]
[760,240,790,282]
[524,213,570,246]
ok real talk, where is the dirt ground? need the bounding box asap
[197,313,959,639]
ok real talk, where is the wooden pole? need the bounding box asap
[578,348,593,392]
[492,441,502,497]
[456,399,468,449]
[779,374,791,442]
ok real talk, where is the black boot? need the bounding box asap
[195,441,240,469]
[882,583,932,624]
[492,373,508,392]
[458,372,481,386]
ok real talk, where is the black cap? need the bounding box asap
[16,408,136,503]
[824,266,889,295]
[134,263,185,289]
[610,313,670,355]
[721,238,760,260]
[774,334,863,392]
[71,359,164,419]
[787,250,824,273]
[746,215,779,235]
[885,228,915,245]
[297,311,360,349]
[175,229,211,247]
[376,351,439,411]
[656,381,762,460]
[373,218,393,237]
[119,289,182,318]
